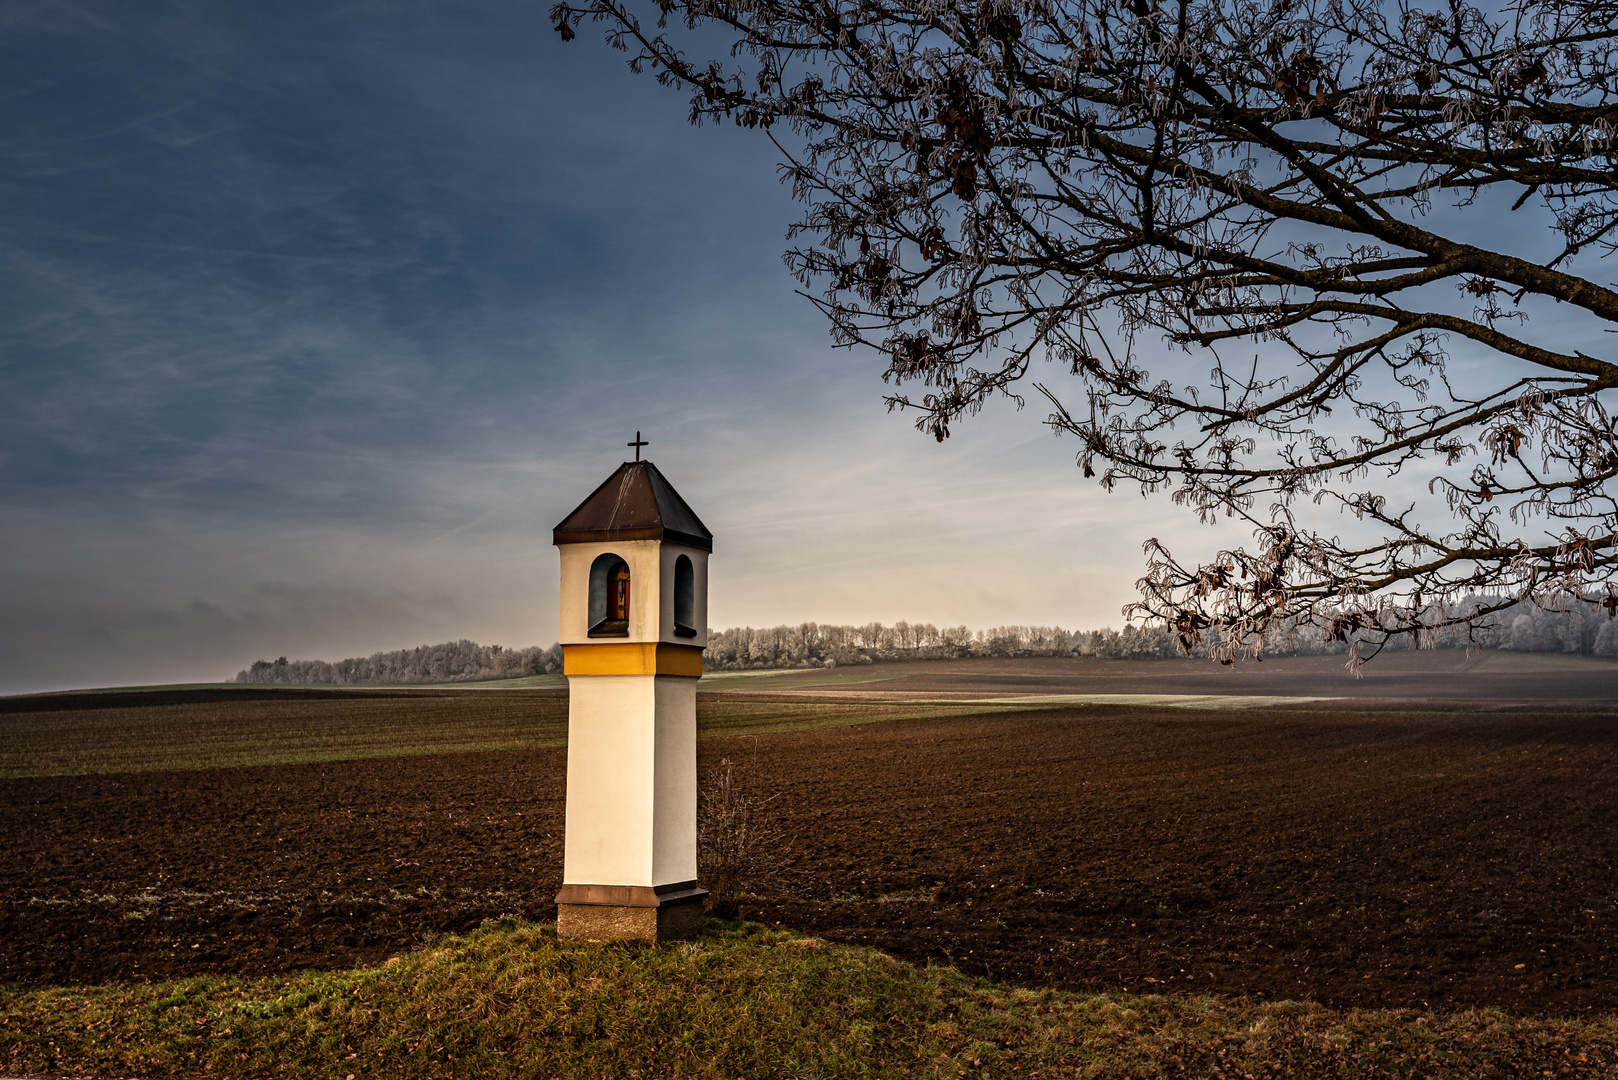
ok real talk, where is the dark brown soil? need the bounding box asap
[3,700,1617,1018]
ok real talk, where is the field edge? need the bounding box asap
[2,919,1616,1079]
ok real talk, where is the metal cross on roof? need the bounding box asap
[628,431,649,461]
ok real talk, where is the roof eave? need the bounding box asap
[551,526,714,553]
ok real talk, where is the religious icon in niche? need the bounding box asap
[609,563,630,621]
[588,553,631,637]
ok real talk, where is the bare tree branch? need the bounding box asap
[553,0,1618,664]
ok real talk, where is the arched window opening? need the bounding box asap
[673,555,696,638]
[588,554,630,637]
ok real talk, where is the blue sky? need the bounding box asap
[6,1,1594,695]
[1,0,1209,694]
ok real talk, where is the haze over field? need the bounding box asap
[0,1,1574,695]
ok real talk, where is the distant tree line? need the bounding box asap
[702,622,1087,669]
[236,598,1618,684]
[1499,602,1618,659]
[235,640,563,686]
[1176,594,1618,662]
[1175,594,1618,662]
[701,596,1618,668]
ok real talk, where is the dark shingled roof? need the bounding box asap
[552,461,713,552]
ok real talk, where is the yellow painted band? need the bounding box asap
[563,642,704,677]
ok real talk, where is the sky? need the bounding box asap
[0,0,1236,695]
[2,1,1600,696]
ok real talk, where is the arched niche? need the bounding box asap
[673,554,696,638]
[588,553,631,637]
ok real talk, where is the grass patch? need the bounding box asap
[1469,651,1618,674]
[1,920,1612,1079]
[697,668,817,683]
[704,671,904,689]
[694,696,1061,739]
[411,674,570,690]
[0,693,572,778]
[0,691,1069,778]
[15,681,1609,779]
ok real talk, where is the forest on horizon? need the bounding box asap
[234,599,1618,686]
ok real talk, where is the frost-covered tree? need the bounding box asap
[236,640,562,685]
[553,0,1618,663]
[1595,617,1618,657]
[701,620,1081,666]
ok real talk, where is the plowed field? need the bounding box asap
[3,663,1616,1015]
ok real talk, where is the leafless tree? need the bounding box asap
[553,0,1618,663]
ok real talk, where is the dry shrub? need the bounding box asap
[697,757,792,918]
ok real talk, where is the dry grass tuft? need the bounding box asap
[697,757,794,917]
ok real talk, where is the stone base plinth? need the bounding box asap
[555,881,708,944]
[556,900,704,943]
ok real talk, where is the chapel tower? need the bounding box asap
[552,448,712,942]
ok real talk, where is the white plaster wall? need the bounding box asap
[650,674,698,886]
[556,539,662,644]
[557,539,708,890]
[561,674,657,886]
[658,543,710,648]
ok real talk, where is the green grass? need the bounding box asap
[1,920,1611,1079]
[703,670,904,689]
[697,668,822,683]
[417,673,570,689]
[0,691,1068,778]
[0,693,570,778]
[693,696,1061,739]
[17,681,260,695]
[1469,651,1618,673]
